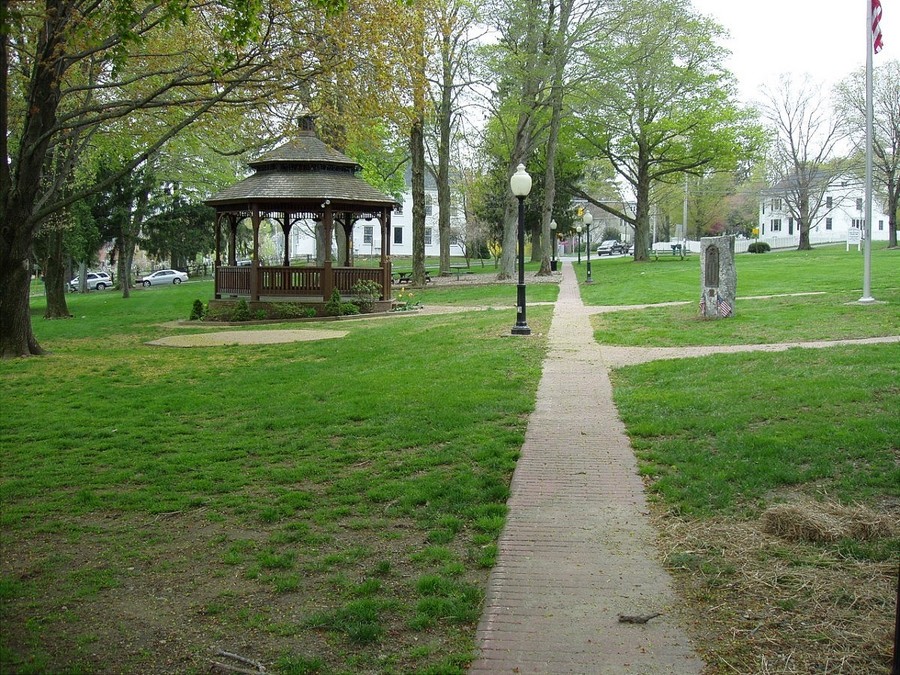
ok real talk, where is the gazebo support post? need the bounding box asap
[251,205,260,302]
[381,208,391,300]
[214,213,222,298]
[281,213,290,267]
[343,212,353,266]
[322,204,334,301]
[228,215,238,266]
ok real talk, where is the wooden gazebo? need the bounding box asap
[205,118,398,306]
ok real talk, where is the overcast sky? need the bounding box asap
[690,0,900,104]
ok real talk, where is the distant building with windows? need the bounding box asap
[759,175,891,243]
[278,165,465,261]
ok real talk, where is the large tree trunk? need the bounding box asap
[0,211,44,357]
[887,175,898,248]
[797,197,812,250]
[116,238,136,299]
[410,116,427,287]
[0,0,69,356]
[437,28,453,276]
[43,226,70,318]
[632,145,652,262]
[537,0,573,276]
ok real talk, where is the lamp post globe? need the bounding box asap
[583,210,594,283]
[575,224,582,264]
[550,219,558,271]
[509,164,532,336]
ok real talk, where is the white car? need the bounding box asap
[140,269,189,286]
[69,272,112,291]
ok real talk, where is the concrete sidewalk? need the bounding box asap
[469,260,704,674]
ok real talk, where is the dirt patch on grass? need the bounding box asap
[651,505,898,673]
[1,511,486,673]
[146,329,348,347]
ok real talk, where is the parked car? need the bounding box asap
[596,240,627,255]
[139,269,189,286]
[69,272,112,291]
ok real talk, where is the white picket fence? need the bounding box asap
[656,235,847,255]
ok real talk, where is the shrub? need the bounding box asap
[254,309,267,320]
[231,298,251,321]
[351,279,382,313]
[324,289,343,316]
[189,299,206,321]
[269,303,317,319]
[748,242,771,253]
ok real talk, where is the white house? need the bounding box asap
[279,166,465,261]
[759,175,891,244]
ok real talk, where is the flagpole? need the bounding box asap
[860,0,875,303]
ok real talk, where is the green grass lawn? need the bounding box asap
[578,242,899,305]
[2,245,898,673]
[1,284,551,673]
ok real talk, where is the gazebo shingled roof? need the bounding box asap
[205,117,398,305]
[206,129,396,208]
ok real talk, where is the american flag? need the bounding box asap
[717,295,733,318]
[873,0,884,54]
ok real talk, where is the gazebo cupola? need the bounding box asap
[205,117,398,304]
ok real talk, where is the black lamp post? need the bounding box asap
[576,224,582,264]
[550,219,558,271]
[583,210,593,283]
[510,164,532,336]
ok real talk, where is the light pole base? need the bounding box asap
[511,325,532,336]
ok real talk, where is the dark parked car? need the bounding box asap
[596,240,627,255]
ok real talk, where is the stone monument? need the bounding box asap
[700,235,736,319]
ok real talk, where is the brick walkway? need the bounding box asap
[469,260,704,674]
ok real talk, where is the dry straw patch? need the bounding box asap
[652,500,898,674]
[761,499,898,545]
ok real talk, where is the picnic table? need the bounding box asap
[449,264,471,280]
[393,269,433,284]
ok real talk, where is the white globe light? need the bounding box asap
[509,164,532,197]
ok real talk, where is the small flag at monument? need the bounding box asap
[717,295,732,318]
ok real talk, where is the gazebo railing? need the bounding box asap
[259,267,322,295]
[217,266,251,295]
[216,265,386,298]
[332,267,383,292]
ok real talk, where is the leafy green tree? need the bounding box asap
[142,194,215,271]
[570,0,761,261]
[0,0,344,357]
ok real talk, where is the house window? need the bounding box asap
[772,198,782,210]
[878,220,884,231]
[825,218,833,230]
[851,219,864,229]
[424,227,433,246]
[363,225,373,244]
[395,201,404,216]
[856,198,863,210]
[394,226,403,245]
[771,219,782,232]
[826,196,833,209]
[762,204,766,215]
[425,195,433,217]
